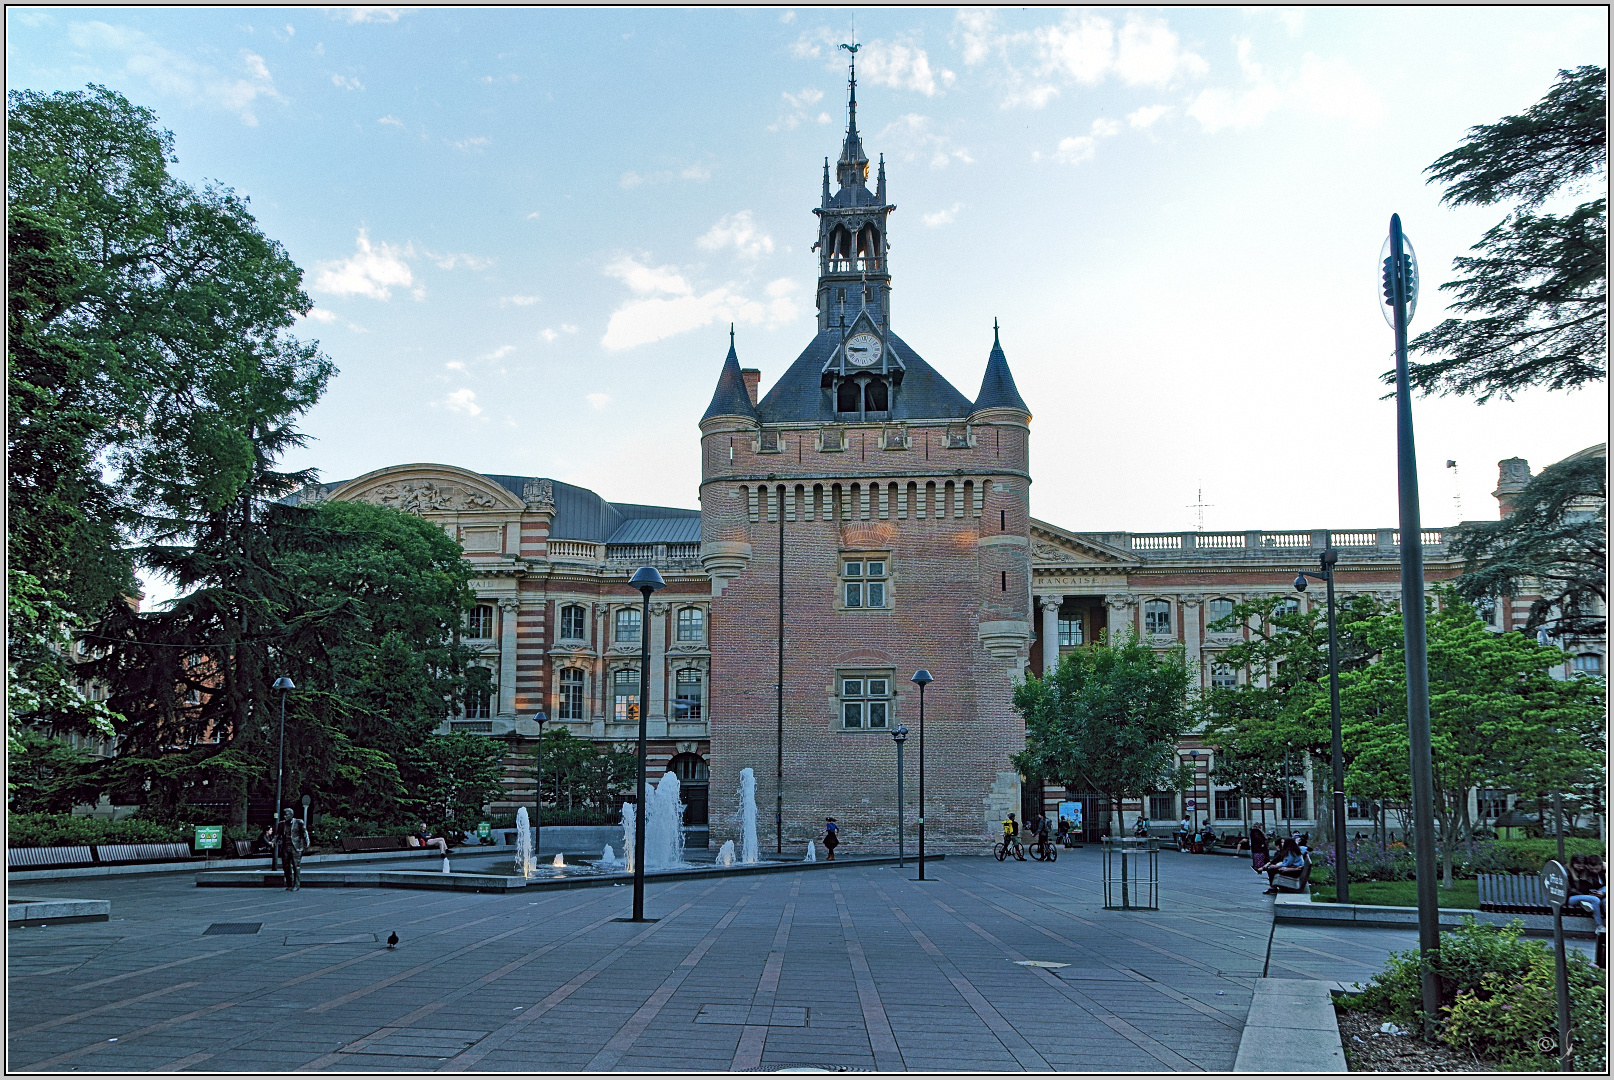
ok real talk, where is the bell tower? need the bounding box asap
[814,43,894,336]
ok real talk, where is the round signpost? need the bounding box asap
[1539,859,1573,1071]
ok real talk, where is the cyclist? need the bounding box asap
[1033,813,1053,858]
[1000,813,1023,859]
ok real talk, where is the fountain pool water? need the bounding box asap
[441,857,451,874]
[552,853,566,868]
[620,803,636,873]
[738,767,760,864]
[716,840,736,866]
[514,807,535,877]
[601,843,618,866]
[644,771,688,868]
[804,840,816,862]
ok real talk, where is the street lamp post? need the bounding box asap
[1284,741,1293,840]
[270,677,294,871]
[1296,547,1350,903]
[1383,213,1440,1025]
[911,671,932,880]
[531,710,547,860]
[627,566,665,922]
[891,725,908,867]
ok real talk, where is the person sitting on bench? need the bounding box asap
[1567,854,1606,931]
[413,822,449,856]
[1264,838,1305,894]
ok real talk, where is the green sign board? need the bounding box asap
[194,825,223,851]
[477,821,491,839]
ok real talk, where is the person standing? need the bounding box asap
[823,817,839,861]
[273,807,310,891]
[1249,824,1269,872]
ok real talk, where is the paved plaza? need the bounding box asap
[9,846,1481,1072]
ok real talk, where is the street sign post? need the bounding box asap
[477,821,492,844]
[194,826,223,865]
[1539,859,1574,1071]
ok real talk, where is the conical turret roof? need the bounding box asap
[972,321,1029,415]
[701,328,758,422]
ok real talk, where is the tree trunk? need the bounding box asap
[1311,757,1331,852]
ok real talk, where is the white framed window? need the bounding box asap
[560,604,586,640]
[466,604,495,639]
[1214,790,1241,820]
[674,669,704,720]
[677,607,704,642]
[1573,654,1602,674]
[613,668,640,722]
[558,667,585,720]
[615,607,641,644]
[1144,599,1172,635]
[842,556,889,609]
[1206,598,1236,630]
[839,672,891,729]
[1057,618,1083,647]
[1210,662,1237,689]
[465,681,491,719]
[1148,794,1176,822]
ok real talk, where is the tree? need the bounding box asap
[1338,589,1604,886]
[530,729,638,819]
[1397,65,1606,401]
[1012,632,1192,828]
[1448,449,1606,641]
[404,732,507,836]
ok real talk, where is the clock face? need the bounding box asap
[845,333,882,367]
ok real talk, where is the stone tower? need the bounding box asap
[699,53,1033,854]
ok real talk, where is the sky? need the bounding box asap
[8,7,1608,588]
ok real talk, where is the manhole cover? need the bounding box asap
[202,923,262,936]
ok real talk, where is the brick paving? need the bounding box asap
[5,847,1528,1072]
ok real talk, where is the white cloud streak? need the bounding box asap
[66,21,284,125]
[697,211,775,259]
[600,256,801,351]
[312,230,414,300]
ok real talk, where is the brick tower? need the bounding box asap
[699,51,1033,855]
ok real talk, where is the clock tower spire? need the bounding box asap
[813,42,894,335]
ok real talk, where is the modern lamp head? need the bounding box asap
[533,710,548,725]
[272,677,295,692]
[1293,573,1309,592]
[1378,225,1419,328]
[628,566,666,594]
[910,669,933,687]
[892,725,908,744]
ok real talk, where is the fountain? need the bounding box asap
[805,841,816,862]
[738,767,760,864]
[644,771,688,868]
[514,807,535,877]
[441,857,451,874]
[620,802,636,873]
[551,853,566,868]
[601,843,618,866]
[716,840,736,867]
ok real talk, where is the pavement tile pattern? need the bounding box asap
[6,847,1516,1072]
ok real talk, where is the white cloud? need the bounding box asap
[1187,39,1381,134]
[448,135,490,152]
[378,114,404,127]
[480,345,514,360]
[922,202,963,228]
[779,10,796,24]
[1051,117,1125,165]
[769,87,826,132]
[425,250,493,271]
[1127,104,1170,129]
[586,393,611,410]
[1090,117,1122,138]
[311,229,414,300]
[443,388,481,416]
[697,211,775,259]
[955,8,998,66]
[1035,15,1114,85]
[66,22,284,125]
[879,114,973,169]
[790,28,837,59]
[560,323,578,334]
[501,295,540,306]
[338,8,403,24]
[540,328,559,343]
[861,39,955,96]
[445,361,465,371]
[600,258,802,351]
[1293,53,1385,127]
[620,162,713,188]
[302,307,339,323]
[525,211,541,220]
[331,73,364,90]
[1113,15,1209,86]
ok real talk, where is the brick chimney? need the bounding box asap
[1494,457,1531,518]
[740,369,761,406]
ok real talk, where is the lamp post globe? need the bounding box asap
[271,677,294,870]
[891,725,908,867]
[628,566,665,922]
[910,671,932,880]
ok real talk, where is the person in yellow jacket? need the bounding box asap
[1001,813,1023,859]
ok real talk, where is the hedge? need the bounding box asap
[7,812,186,848]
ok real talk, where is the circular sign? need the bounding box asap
[1540,859,1569,908]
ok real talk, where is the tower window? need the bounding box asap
[837,288,845,304]
[842,556,889,609]
[839,672,892,729]
[864,379,888,412]
[836,381,860,413]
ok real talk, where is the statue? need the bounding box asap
[273,807,310,892]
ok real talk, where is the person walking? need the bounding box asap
[273,807,310,892]
[1249,824,1269,872]
[823,817,839,861]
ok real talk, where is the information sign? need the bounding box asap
[1540,859,1568,909]
[194,825,223,851]
[477,821,492,840]
[1057,801,1082,831]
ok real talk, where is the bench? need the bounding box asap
[94,842,196,863]
[1478,873,1600,919]
[7,846,95,869]
[339,835,412,853]
[1272,853,1313,893]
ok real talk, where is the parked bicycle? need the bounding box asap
[1030,837,1058,862]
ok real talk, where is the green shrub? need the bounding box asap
[484,807,619,829]
[1485,839,1605,874]
[307,816,415,847]
[1348,918,1606,1071]
[7,812,185,848]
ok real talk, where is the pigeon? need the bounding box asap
[387,931,399,949]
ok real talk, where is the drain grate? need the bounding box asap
[202,922,262,936]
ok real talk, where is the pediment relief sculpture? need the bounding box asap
[368,480,501,515]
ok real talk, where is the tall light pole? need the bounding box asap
[1284,741,1293,839]
[911,670,932,880]
[271,677,294,871]
[530,710,547,860]
[891,725,908,867]
[1189,749,1201,831]
[1296,547,1350,903]
[1383,213,1440,1024]
[627,566,665,922]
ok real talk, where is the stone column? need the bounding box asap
[648,600,668,736]
[1039,595,1061,675]
[1180,594,1203,689]
[498,599,520,716]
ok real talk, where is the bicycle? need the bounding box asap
[1030,837,1058,862]
[993,837,1026,861]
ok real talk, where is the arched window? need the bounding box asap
[669,752,710,826]
[1206,598,1236,630]
[836,380,860,413]
[669,753,708,783]
[615,607,641,644]
[558,667,585,719]
[560,604,586,640]
[465,679,491,719]
[674,669,704,720]
[466,604,495,639]
[677,607,704,642]
[613,668,640,722]
[1143,600,1172,635]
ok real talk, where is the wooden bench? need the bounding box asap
[1272,853,1313,893]
[94,842,196,863]
[339,835,412,853]
[8,846,95,869]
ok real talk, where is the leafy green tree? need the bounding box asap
[530,729,637,819]
[404,732,508,836]
[1338,589,1603,886]
[1399,65,1606,401]
[1448,450,1605,640]
[1013,631,1192,827]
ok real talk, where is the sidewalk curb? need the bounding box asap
[8,846,444,884]
[1273,894,1599,939]
[1234,978,1346,1072]
[7,896,112,927]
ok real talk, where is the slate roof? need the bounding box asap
[605,517,702,545]
[754,329,974,424]
[972,328,1029,414]
[701,337,758,421]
